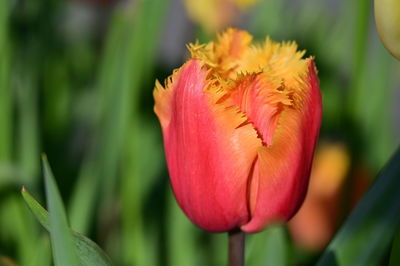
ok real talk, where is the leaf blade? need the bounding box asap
[317,147,400,266]
[42,155,80,266]
[22,186,113,266]
[389,227,400,266]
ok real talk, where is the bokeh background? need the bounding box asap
[0,0,399,265]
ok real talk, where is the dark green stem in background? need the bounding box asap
[228,229,245,266]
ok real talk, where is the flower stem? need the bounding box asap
[228,229,245,266]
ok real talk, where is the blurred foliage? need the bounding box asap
[0,0,399,265]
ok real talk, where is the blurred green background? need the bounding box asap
[0,0,399,265]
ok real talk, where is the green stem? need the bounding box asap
[228,229,245,266]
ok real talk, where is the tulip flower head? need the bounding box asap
[154,29,322,233]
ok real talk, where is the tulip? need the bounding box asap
[154,28,322,233]
[375,0,400,59]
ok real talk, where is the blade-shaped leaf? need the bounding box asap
[317,147,400,266]
[389,227,400,266]
[0,0,11,164]
[42,155,80,266]
[22,186,113,266]
[246,224,289,266]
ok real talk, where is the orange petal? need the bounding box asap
[241,59,322,233]
[228,72,291,145]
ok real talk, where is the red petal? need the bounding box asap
[241,59,322,233]
[156,59,262,232]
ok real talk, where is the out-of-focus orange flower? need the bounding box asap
[289,142,350,250]
[288,143,350,249]
[183,0,257,33]
[154,28,322,233]
[289,142,372,251]
[308,143,350,198]
[350,164,373,208]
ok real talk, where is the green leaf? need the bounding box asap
[15,56,40,185]
[42,155,80,266]
[317,147,400,266]
[389,227,400,266]
[22,188,49,229]
[0,0,11,164]
[22,185,113,266]
[247,224,289,266]
[167,191,200,266]
[2,195,49,266]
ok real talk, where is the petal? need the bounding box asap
[154,79,173,130]
[215,28,252,61]
[156,59,262,232]
[226,73,295,214]
[189,28,253,80]
[228,73,292,146]
[241,59,322,233]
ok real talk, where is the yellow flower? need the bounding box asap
[375,0,400,59]
[183,0,257,33]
